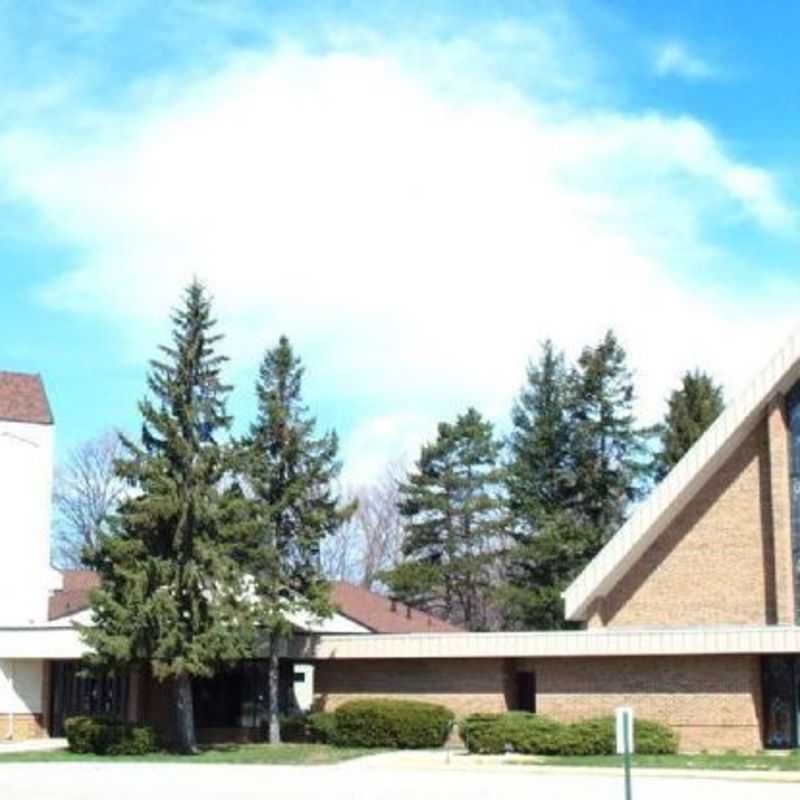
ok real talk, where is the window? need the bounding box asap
[784,383,800,624]
[762,655,798,749]
[49,661,129,737]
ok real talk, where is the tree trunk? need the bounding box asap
[268,632,282,744]
[173,673,198,754]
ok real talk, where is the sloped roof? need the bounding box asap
[564,327,800,622]
[50,572,462,633]
[0,372,53,425]
[49,570,101,620]
[331,581,463,633]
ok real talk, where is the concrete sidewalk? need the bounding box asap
[343,748,800,784]
[1,760,799,800]
[0,738,68,754]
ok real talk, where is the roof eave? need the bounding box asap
[564,328,800,622]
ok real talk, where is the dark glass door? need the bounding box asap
[516,670,536,713]
[763,655,798,749]
[49,661,129,736]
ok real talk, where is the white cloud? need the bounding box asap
[0,23,796,480]
[653,40,716,80]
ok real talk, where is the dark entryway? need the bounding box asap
[515,670,536,713]
[49,661,129,736]
[193,660,296,731]
[763,655,800,748]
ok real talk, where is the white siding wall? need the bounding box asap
[0,658,43,714]
[0,419,58,625]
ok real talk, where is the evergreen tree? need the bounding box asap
[83,281,253,754]
[503,331,652,630]
[506,340,572,525]
[569,330,652,534]
[655,369,724,481]
[243,336,347,743]
[382,408,505,631]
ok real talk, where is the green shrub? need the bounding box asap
[556,718,615,756]
[279,715,309,743]
[279,712,337,744]
[333,699,454,749]
[461,712,677,756]
[461,712,562,755]
[308,712,337,744]
[629,718,678,755]
[64,716,100,753]
[65,716,158,755]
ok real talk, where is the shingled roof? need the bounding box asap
[0,371,53,425]
[50,572,463,633]
[330,581,463,634]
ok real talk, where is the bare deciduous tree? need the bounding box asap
[52,430,127,568]
[322,460,406,589]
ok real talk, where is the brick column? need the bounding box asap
[767,398,795,624]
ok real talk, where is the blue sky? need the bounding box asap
[1,0,799,484]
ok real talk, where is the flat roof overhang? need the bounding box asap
[292,625,800,660]
[6,623,800,662]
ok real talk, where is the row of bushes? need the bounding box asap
[66,699,454,754]
[65,716,159,755]
[460,711,678,756]
[282,699,455,749]
[66,703,677,756]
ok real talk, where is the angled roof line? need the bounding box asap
[563,326,800,622]
[0,371,53,425]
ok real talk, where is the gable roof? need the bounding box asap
[0,372,53,425]
[49,570,101,620]
[564,327,800,622]
[331,581,463,633]
[49,572,462,633]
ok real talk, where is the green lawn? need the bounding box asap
[0,743,371,765]
[505,752,800,771]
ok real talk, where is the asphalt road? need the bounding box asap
[0,761,797,800]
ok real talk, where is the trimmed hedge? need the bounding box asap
[333,699,455,749]
[65,716,158,755]
[461,712,563,755]
[280,712,337,744]
[460,712,678,756]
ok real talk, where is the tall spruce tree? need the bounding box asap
[83,281,253,753]
[503,331,652,630]
[382,408,505,631]
[569,330,652,534]
[243,336,346,743]
[506,340,572,524]
[655,369,724,481]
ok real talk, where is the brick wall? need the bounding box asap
[0,713,46,741]
[314,657,514,717]
[527,654,763,753]
[590,420,782,627]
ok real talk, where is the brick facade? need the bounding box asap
[528,654,764,753]
[588,419,787,627]
[314,654,765,753]
[314,657,514,717]
[0,713,46,741]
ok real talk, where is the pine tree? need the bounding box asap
[83,281,253,754]
[655,370,724,481]
[382,408,505,631]
[569,330,652,534]
[243,336,347,743]
[503,331,652,630]
[506,340,572,526]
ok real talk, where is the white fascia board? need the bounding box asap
[563,328,800,622]
[286,608,370,634]
[0,625,88,659]
[296,625,800,660]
